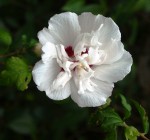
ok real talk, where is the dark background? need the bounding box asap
[0,0,150,139]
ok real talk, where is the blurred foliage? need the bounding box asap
[0,0,150,140]
[0,57,31,91]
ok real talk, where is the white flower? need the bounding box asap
[32,12,133,107]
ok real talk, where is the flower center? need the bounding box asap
[65,46,91,71]
[55,45,101,94]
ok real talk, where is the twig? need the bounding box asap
[140,133,150,140]
[0,49,25,58]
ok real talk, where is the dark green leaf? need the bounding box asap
[132,100,149,134]
[133,0,150,12]
[62,0,85,13]
[8,113,36,135]
[104,127,117,140]
[0,28,12,53]
[100,108,123,130]
[125,126,139,140]
[0,57,31,91]
[0,28,12,46]
[120,94,132,120]
[90,107,123,131]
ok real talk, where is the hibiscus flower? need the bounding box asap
[32,12,132,107]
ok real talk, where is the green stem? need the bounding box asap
[123,122,150,140]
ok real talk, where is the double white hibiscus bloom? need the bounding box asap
[32,12,132,107]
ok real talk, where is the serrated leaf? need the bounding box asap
[125,126,140,140]
[8,113,36,135]
[0,57,31,91]
[100,108,123,130]
[132,100,149,134]
[90,107,123,131]
[120,94,132,120]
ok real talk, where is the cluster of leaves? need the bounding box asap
[89,95,149,140]
[0,57,31,91]
[0,28,34,91]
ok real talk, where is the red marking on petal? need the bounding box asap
[81,48,88,55]
[60,68,64,72]
[65,46,74,57]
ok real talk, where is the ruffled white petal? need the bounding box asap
[46,81,71,100]
[52,71,71,90]
[73,33,91,55]
[73,67,95,94]
[48,12,81,47]
[88,47,106,65]
[78,13,105,33]
[78,13,121,42]
[70,78,114,107]
[38,28,60,46]
[32,59,60,91]
[78,12,97,33]
[94,16,121,43]
[102,40,124,64]
[73,33,102,56]
[41,42,57,63]
[93,51,133,83]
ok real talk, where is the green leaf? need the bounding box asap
[62,0,85,13]
[0,28,12,53]
[62,0,108,15]
[0,28,12,46]
[132,100,149,134]
[133,0,150,12]
[8,113,36,135]
[125,126,140,140]
[119,94,132,120]
[90,107,122,140]
[100,108,123,130]
[0,57,31,91]
[90,107,123,131]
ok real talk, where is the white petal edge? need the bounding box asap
[52,71,71,90]
[38,28,60,46]
[78,12,121,42]
[93,51,133,83]
[45,81,71,100]
[41,42,57,63]
[102,40,124,64]
[94,16,121,43]
[48,12,81,47]
[78,12,97,33]
[32,59,60,91]
[70,79,114,107]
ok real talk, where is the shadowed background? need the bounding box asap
[0,0,150,139]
